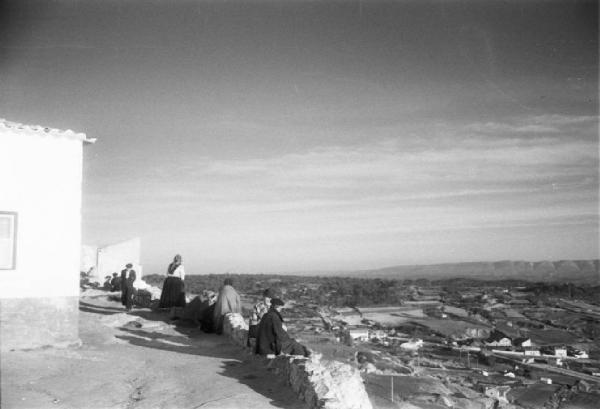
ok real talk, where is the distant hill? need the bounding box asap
[336,260,600,284]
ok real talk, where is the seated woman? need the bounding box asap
[158,254,186,309]
[255,298,310,357]
[213,278,241,334]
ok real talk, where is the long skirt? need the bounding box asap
[159,276,186,308]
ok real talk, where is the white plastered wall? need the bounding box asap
[0,127,83,299]
[96,237,143,282]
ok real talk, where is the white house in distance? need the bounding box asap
[0,118,94,350]
[81,237,143,285]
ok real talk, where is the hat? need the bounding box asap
[262,288,275,298]
[126,263,133,268]
[270,298,284,307]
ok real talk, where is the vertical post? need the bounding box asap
[467,351,470,368]
[390,375,394,402]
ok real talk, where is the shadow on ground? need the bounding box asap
[80,295,300,409]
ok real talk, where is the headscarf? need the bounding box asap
[168,254,182,275]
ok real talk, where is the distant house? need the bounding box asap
[567,346,589,359]
[345,327,370,343]
[371,329,387,340]
[0,119,94,350]
[485,330,512,347]
[554,347,568,358]
[400,338,424,351]
[513,337,533,348]
[481,385,510,403]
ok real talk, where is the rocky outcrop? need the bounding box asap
[222,313,373,409]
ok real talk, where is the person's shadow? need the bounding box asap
[79,300,124,315]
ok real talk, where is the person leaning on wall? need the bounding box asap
[247,288,274,347]
[255,298,311,358]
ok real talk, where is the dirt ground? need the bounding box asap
[1,295,308,409]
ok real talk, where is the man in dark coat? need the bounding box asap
[255,298,310,357]
[120,263,136,311]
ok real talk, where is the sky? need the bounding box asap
[1,0,598,275]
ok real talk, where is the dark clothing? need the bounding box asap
[255,307,309,357]
[247,324,258,347]
[181,296,212,326]
[158,276,186,308]
[200,303,216,333]
[110,276,121,292]
[120,268,136,310]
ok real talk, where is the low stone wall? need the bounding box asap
[222,313,373,409]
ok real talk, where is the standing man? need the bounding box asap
[120,263,136,311]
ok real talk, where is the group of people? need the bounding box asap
[157,254,310,358]
[118,254,310,358]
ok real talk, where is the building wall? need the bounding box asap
[0,125,84,350]
[96,237,142,281]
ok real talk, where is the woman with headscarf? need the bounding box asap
[158,254,186,308]
[213,278,242,334]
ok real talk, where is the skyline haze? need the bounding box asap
[1,0,598,275]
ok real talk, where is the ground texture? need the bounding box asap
[1,295,308,409]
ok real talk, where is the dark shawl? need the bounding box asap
[255,307,291,355]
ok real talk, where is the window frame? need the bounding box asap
[0,211,18,270]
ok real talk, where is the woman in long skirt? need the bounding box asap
[159,254,186,308]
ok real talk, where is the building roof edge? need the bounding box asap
[0,118,95,144]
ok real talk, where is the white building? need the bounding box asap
[0,119,94,350]
[400,338,424,351]
[554,347,568,358]
[345,327,370,343]
[514,337,533,348]
[483,386,510,403]
[82,237,143,286]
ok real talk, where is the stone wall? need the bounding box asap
[222,313,373,409]
[0,296,80,351]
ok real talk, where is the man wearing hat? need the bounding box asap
[120,263,136,311]
[255,297,311,357]
[247,288,274,347]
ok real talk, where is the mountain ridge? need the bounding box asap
[337,259,600,284]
